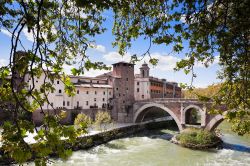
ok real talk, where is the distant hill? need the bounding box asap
[182,84,221,99]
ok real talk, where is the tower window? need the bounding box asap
[95,91,97,95]
[137,82,139,85]
[57,80,59,84]
[137,88,139,92]
[59,89,62,93]
[77,90,79,94]
[67,101,70,106]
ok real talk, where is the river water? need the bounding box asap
[27,122,250,166]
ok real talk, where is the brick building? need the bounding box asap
[134,62,181,101]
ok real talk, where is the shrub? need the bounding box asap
[176,128,220,148]
[74,113,92,130]
[94,111,112,131]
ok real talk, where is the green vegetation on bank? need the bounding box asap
[175,128,221,149]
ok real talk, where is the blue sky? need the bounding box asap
[0,10,221,88]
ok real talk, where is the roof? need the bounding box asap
[69,75,107,81]
[74,84,112,88]
[112,61,134,65]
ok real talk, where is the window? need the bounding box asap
[77,101,79,107]
[86,91,89,94]
[116,88,118,91]
[51,102,53,107]
[94,98,96,102]
[63,101,65,106]
[59,89,62,93]
[119,93,121,97]
[77,90,79,94]
[57,80,59,84]
[109,91,111,95]
[67,101,70,106]
[126,87,129,90]
[103,91,105,95]
[123,100,125,103]
[95,91,97,95]
[137,82,139,85]
[36,80,38,83]
[137,88,139,92]
[86,101,88,106]
[103,98,105,102]
[97,81,99,84]
[126,78,128,81]
[142,95,144,99]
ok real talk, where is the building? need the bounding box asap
[97,61,135,122]
[134,62,181,101]
[23,61,181,124]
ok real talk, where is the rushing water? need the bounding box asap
[27,122,250,166]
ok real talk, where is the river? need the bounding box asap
[26,121,249,166]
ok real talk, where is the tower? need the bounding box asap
[140,62,150,78]
[111,61,135,122]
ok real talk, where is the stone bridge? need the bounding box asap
[133,98,226,131]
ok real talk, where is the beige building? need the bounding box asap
[26,73,112,110]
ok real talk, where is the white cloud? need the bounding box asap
[147,52,180,71]
[84,69,110,77]
[0,59,8,67]
[23,27,34,42]
[0,29,12,37]
[94,44,106,53]
[62,64,110,77]
[103,51,131,62]
[194,55,220,68]
[103,51,180,72]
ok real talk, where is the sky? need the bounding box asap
[0,10,222,88]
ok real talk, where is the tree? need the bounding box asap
[0,0,249,165]
[94,111,112,131]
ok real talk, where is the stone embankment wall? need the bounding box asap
[67,120,177,151]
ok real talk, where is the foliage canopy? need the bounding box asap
[0,0,249,164]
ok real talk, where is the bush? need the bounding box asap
[94,111,112,131]
[176,128,220,148]
[74,113,92,130]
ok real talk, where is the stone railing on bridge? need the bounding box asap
[135,98,213,104]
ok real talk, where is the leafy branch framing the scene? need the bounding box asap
[0,0,249,165]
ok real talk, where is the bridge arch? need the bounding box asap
[205,114,224,131]
[183,105,204,125]
[133,103,183,131]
